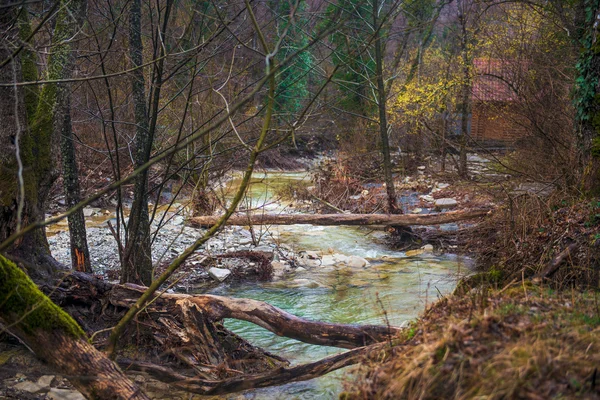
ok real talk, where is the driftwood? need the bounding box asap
[190,208,491,228]
[47,273,399,396]
[109,284,400,349]
[534,243,578,280]
[119,343,386,395]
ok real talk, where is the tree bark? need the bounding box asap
[60,94,91,273]
[120,343,386,395]
[119,290,400,348]
[457,0,471,179]
[0,256,148,399]
[0,2,58,280]
[190,208,490,227]
[51,0,91,273]
[373,0,399,214]
[121,0,153,285]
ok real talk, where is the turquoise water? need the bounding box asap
[203,172,470,399]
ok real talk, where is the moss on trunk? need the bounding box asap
[0,255,84,338]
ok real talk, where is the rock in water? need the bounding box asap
[346,255,369,268]
[434,198,458,209]
[421,244,434,253]
[208,267,231,282]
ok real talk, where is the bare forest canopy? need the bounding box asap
[1,0,600,399]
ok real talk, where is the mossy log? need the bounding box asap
[0,255,148,399]
[190,208,491,228]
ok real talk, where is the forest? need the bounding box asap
[0,0,599,399]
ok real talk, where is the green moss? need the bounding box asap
[0,255,85,338]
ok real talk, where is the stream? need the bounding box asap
[202,171,472,399]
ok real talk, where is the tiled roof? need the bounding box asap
[472,58,518,102]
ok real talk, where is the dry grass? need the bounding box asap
[343,284,600,399]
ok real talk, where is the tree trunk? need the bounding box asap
[53,0,91,273]
[0,256,148,399]
[373,0,399,214]
[0,2,57,280]
[60,94,92,272]
[457,1,471,179]
[189,208,490,227]
[122,0,153,285]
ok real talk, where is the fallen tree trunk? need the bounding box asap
[534,243,578,280]
[44,272,400,396]
[110,285,400,348]
[190,208,491,228]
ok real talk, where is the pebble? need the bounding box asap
[208,267,231,282]
[37,375,55,387]
[13,381,44,393]
[434,198,458,209]
[48,388,86,400]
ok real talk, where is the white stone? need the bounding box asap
[411,208,423,214]
[271,261,286,271]
[171,215,184,225]
[420,195,435,202]
[83,207,100,217]
[48,388,86,400]
[320,255,337,267]
[417,165,426,170]
[13,381,44,393]
[346,255,369,268]
[434,198,458,208]
[437,183,450,189]
[301,250,320,259]
[296,258,320,268]
[208,267,231,282]
[295,267,307,272]
[37,375,55,387]
[332,254,350,264]
[421,244,434,253]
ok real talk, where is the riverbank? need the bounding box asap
[343,283,600,399]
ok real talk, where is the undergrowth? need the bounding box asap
[343,285,600,399]
[468,194,600,289]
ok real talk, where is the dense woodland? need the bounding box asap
[1,0,600,399]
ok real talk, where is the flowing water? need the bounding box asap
[203,171,472,399]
